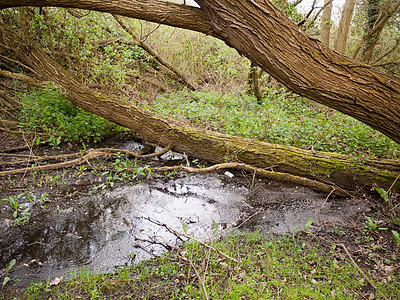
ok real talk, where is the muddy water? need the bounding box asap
[0,172,369,289]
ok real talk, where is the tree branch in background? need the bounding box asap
[372,37,400,64]
[309,0,332,28]
[0,70,48,87]
[297,0,317,26]
[113,15,196,91]
[352,0,400,61]
[360,0,400,62]
[298,0,332,28]
[371,60,400,67]
[0,90,23,108]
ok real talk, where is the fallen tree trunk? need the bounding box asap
[1,26,399,193]
[0,148,348,196]
[1,0,400,145]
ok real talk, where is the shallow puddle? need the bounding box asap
[0,172,369,289]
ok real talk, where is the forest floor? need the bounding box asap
[0,131,399,299]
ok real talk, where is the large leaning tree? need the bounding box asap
[0,0,400,193]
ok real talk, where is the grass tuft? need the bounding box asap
[19,231,400,299]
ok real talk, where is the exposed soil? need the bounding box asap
[0,133,399,298]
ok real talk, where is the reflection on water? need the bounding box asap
[0,173,368,288]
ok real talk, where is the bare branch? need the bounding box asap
[0,70,49,87]
[113,15,196,90]
[372,37,400,64]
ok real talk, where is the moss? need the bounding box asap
[337,60,353,66]
[372,73,390,85]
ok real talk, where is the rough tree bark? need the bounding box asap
[1,0,400,144]
[1,25,399,193]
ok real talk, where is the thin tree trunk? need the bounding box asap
[320,0,333,46]
[334,0,356,54]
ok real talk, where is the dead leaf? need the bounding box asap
[50,276,64,286]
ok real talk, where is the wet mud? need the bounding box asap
[0,170,369,290]
[0,138,370,290]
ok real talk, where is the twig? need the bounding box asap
[0,149,109,176]
[320,188,335,209]
[190,259,209,300]
[145,216,239,263]
[382,173,400,199]
[250,170,256,192]
[339,243,389,300]
[0,151,84,166]
[144,217,185,242]
[152,162,349,196]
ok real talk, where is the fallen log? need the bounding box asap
[0,148,349,196]
[1,26,399,193]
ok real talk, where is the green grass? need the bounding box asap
[153,89,400,159]
[18,231,399,299]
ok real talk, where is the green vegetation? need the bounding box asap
[154,89,400,158]
[13,84,400,159]
[1,3,400,300]
[20,231,399,299]
[1,259,16,288]
[0,192,48,226]
[17,86,123,146]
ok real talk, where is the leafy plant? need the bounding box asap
[14,207,31,226]
[1,193,47,226]
[1,259,16,287]
[1,194,21,218]
[392,230,400,246]
[375,186,391,201]
[303,218,313,231]
[364,216,387,231]
[17,86,122,146]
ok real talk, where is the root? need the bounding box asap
[0,144,173,176]
[150,163,349,197]
[0,149,109,176]
[1,144,347,196]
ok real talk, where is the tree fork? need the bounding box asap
[1,27,399,193]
